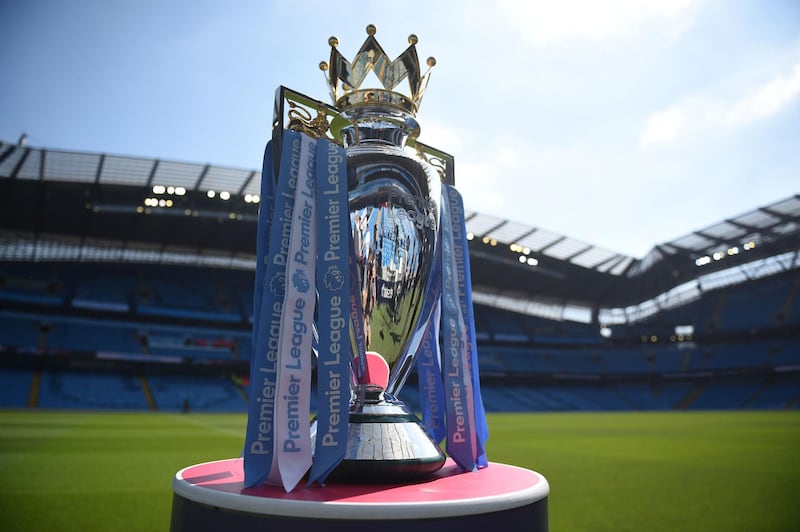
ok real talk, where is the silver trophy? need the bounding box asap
[282,25,450,482]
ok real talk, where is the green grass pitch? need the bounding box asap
[1,410,798,531]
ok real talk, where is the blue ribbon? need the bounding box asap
[308,139,351,485]
[250,142,275,369]
[417,299,446,443]
[445,184,489,468]
[440,184,488,471]
[243,130,302,487]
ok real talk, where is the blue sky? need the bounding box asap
[2,0,798,257]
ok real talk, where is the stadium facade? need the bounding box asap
[1,139,798,411]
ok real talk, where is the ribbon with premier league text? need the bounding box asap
[244,130,302,488]
[417,299,446,443]
[453,185,489,467]
[308,139,350,486]
[272,133,317,491]
[245,130,352,491]
[438,184,488,471]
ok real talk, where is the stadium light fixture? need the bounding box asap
[153,185,166,194]
[466,232,474,240]
[207,190,216,198]
[175,187,187,196]
[220,191,231,201]
[518,255,526,263]
[695,256,711,267]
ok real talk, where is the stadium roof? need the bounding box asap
[1,140,798,316]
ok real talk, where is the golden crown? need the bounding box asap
[319,24,436,116]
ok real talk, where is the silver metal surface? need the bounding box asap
[344,105,441,397]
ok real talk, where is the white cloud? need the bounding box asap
[640,105,688,147]
[725,61,800,125]
[491,0,698,47]
[640,57,800,147]
[416,117,466,155]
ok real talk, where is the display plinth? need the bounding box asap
[171,458,548,531]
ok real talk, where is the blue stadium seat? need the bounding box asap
[0,367,33,407]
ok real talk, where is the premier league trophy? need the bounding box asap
[171,25,549,532]
[242,24,486,492]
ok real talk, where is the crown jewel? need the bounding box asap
[320,24,435,116]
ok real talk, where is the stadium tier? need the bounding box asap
[1,141,799,412]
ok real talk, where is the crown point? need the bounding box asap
[328,36,338,47]
[366,24,376,36]
[319,61,329,71]
[408,34,418,45]
[427,56,436,67]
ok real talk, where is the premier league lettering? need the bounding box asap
[321,299,345,443]
[308,139,351,486]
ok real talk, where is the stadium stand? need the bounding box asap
[38,369,150,410]
[1,140,798,413]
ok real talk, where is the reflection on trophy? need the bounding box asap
[314,24,447,482]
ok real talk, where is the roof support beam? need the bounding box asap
[481,220,508,236]
[9,147,30,179]
[145,160,160,188]
[238,170,257,196]
[193,164,211,190]
[537,235,566,254]
[564,244,594,262]
[94,154,106,184]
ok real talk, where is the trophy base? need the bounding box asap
[313,389,446,484]
[171,458,550,532]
